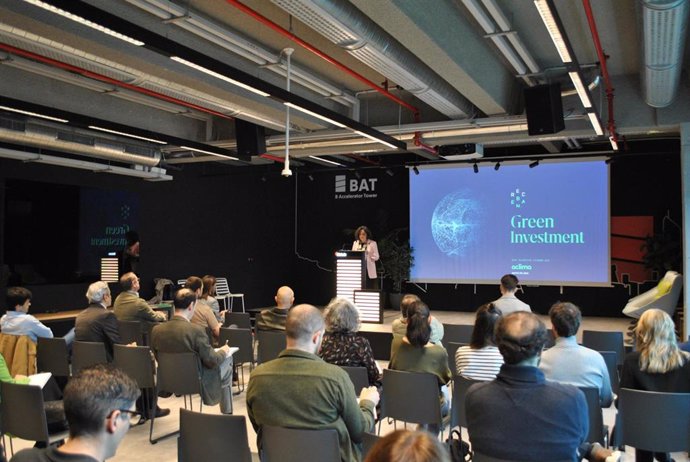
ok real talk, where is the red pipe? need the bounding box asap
[260,153,284,163]
[413,132,438,156]
[346,153,379,165]
[581,0,618,144]
[0,43,234,121]
[224,0,420,119]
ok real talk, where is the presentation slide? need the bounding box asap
[409,160,610,286]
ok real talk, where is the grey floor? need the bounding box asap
[6,310,688,461]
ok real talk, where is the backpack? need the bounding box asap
[446,429,472,462]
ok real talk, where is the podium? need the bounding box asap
[335,250,382,323]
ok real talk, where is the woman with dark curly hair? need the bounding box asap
[319,297,381,389]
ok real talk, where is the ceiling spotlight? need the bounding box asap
[413,166,419,175]
[494,162,501,171]
[354,170,361,179]
[385,169,394,177]
[473,163,479,173]
[308,174,314,181]
[529,160,540,168]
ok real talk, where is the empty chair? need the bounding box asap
[117,319,145,345]
[578,386,608,446]
[36,337,70,378]
[152,351,203,444]
[450,376,480,430]
[443,323,473,344]
[618,388,690,454]
[215,277,245,313]
[340,366,369,393]
[599,350,619,395]
[380,369,448,437]
[622,270,682,319]
[113,344,156,441]
[219,327,254,391]
[1,381,69,455]
[261,425,340,462]
[72,340,108,374]
[178,409,251,462]
[224,312,251,329]
[256,330,286,364]
[582,330,625,367]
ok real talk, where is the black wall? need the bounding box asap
[0,142,683,318]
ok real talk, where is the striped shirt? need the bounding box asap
[455,345,504,381]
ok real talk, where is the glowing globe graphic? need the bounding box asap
[431,190,485,256]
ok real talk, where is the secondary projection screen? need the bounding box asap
[409,159,610,286]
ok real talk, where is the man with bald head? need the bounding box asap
[247,304,379,462]
[255,286,294,331]
[466,312,615,462]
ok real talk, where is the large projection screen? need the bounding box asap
[409,159,610,286]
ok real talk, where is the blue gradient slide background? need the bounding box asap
[409,161,609,286]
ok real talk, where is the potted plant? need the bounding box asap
[378,228,414,308]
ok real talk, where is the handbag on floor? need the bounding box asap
[446,428,472,462]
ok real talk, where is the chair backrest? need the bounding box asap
[113,344,155,389]
[1,381,49,443]
[443,324,473,344]
[261,425,340,462]
[544,329,556,349]
[256,330,286,364]
[178,409,251,462]
[655,271,683,316]
[215,277,231,297]
[618,387,690,453]
[451,375,479,429]
[219,327,253,365]
[361,432,380,460]
[340,366,369,393]
[117,319,144,345]
[156,351,202,396]
[72,340,108,374]
[599,350,619,395]
[224,312,251,328]
[381,369,442,427]
[36,337,70,377]
[581,330,625,367]
[578,386,606,445]
[446,342,467,377]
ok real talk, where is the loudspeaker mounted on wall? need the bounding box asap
[235,119,266,160]
[524,83,565,136]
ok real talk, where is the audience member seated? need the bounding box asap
[10,364,140,462]
[492,274,531,315]
[620,308,690,462]
[198,275,224,323]
[364,429,450,462]
[255,286,294,331]
[151,289,234,414]
[247,304,379,462]
[466,311,615,462]
[184,276,220,342]
[388,300,451,434]
[75,281,124,362]
[1,287,55,343]
[391,294,444,346]
[113,272,166,327]
[454,303,503,380]
[319,297,381,388]
[540,302,613,407]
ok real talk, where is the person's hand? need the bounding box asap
[359,386,380,406]
[127,342,137,347]
[587,443,619,462]
[220,344,231,355]
[15,374,27,380]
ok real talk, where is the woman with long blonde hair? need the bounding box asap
[620,308,690,462]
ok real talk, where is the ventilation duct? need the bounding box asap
[0,118,160,166]
[270,0,475,119]
[641,0,689,107]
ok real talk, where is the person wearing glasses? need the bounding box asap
[10,364,140,462]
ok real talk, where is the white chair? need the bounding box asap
[216,277,245,313]
[622,271,682,319]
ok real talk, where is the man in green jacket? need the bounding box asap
[247,304,379,462]
[113,272,166,326]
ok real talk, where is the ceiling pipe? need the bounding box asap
[0,43,235,122]
[581,0,618,148]
[223,0,419,119]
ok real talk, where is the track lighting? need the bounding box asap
[413,166,419,175]
[529,160,539,168]
[473,163,479,173]
[494,162,501,171]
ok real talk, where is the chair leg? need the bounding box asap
[230,297,234,313]
[241,296,245,313]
